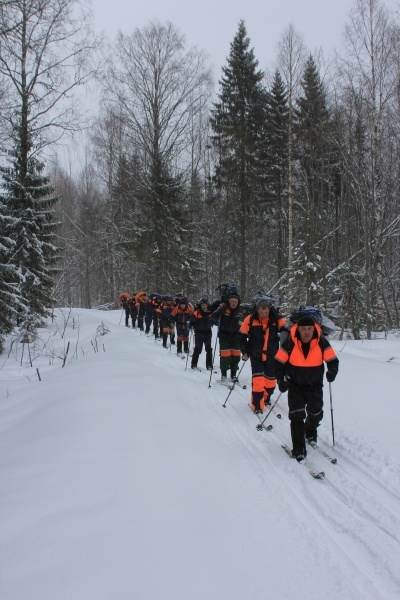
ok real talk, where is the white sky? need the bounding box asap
[92,0,400,74]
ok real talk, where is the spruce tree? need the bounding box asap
[0,152,60,339]
[210,20,267,298]
[288,55,334,306]
[264,70,289,278]
[0,193,23,350]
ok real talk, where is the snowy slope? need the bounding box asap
[0,308,399,600]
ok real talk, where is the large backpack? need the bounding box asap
[248,291,276,314]
[216,283,239,302]
[289,305,336,336]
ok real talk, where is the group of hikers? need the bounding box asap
[118,285,339,462]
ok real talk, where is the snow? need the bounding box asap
[1,308,400,600]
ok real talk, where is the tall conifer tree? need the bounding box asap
[289,55,334,305]
[0,154,60,338]
[210,21,267,297]
[265,70,289,278]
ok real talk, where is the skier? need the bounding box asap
[211,286,242,382]
[118,292,131,327]
[158,295,176,348]
[171,295,192,354]
[190,298,213,370]
[129,294,138,328]
[240,294,286,414]
[145,293,162,338]
[274,313,339,461]
[135,291,148,331]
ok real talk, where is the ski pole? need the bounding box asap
[329,382,335,446]
[222,359,247,408]
[185,329,193,371]
[208,316,221,388]
[119,310,123,325]
[257,392,283,427]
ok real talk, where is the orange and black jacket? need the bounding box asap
[274,323,339,387]
[128,297,138,315]
[135,291,148,307]
[240,309,287,360]
[119,292,130,308]
[211,304,242,343]
[191,307,213,335]
[171,305,192,330]
[156,302,175,325]
[135,292,148,316]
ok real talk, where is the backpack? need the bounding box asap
[289,305,336,336]
[289,305,322,325]
[248,291,276,314]
[175,294,188,305]
[216,283,239,302]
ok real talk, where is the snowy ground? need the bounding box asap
[0,308,399,600]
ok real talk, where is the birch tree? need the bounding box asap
[277,24,306,284]
[341,0,398,334]
[103,21,212,291]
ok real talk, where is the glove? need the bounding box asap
[326,371,336,383]
[278,379,289,393]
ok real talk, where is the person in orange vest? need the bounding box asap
[190,298,213,370]
[118,292,131,327]
[135,291,148,331]
[171,295,192,354]
[148,293,162,338]
[211,289,242,381]
[274,314,339,462]
[240,294,286,414]
[128,293,138,328]
[157,294,176,348]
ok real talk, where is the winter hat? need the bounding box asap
[227,291,240,301]
[256,297,272,310]
[199,298,209,305]
[297,315,315,326]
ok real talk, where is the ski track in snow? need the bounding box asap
[220,378,400,600]
[86,318,400,600]
[98,325,400,600]
[1,309,400,600]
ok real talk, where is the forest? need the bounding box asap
[1,0,400,346]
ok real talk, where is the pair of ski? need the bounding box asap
[251,405,328,479]
[219,378,247,390]
[253,403,337,466]
[191,367,217,373]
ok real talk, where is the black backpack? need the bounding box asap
[288,305,336,336]
[216,283,239,303]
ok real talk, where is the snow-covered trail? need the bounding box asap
[1,309,399,600]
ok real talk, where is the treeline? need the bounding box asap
[1,0,400,348]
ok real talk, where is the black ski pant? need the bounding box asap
[249,355,276,412]
[288,384,324,453]
[138,307,146,331]
[176,328,189,354]
[191,332,212,368]
[161,319,175,347]
[130,307,138,328]
[144,314,152,334]
[152,314,160,338]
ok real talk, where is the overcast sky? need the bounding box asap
[92,0,399,75]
